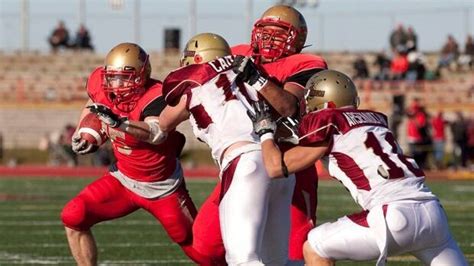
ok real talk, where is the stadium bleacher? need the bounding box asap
[0,51,472,151]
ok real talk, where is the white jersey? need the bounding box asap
[163,55,260,162]
[299,107,437,210]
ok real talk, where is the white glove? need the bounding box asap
[71,132,95,155]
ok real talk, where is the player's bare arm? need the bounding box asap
[159,95,190,133]
[261,139,327,178]
[249,100,327,178]
[121,116,163,143]
[232,56,298,117]
[283,82,305,102]
[259,81,299,116]
[88,104,167,144]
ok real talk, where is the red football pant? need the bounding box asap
[289,166,318,260]
[60,172,216,265]
[193,166,318,262]
[192,184,226,265]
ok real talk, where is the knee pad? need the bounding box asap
[60,197,89,231]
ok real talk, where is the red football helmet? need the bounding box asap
[251,5,307,62]
[101,42,151,112]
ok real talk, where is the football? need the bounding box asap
[77,112,107,146]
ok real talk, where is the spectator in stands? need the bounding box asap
[406,26,418,53]
[61,124,78,167]
[431,111,448,169]
[406,98,431,169]
[437,34,460,73]
[390,49,409,80]
[373,50,391,80]
[467,116,474,169]
[389,94,405,141]
[48,20,70,52]
[389,23,407,53]
[450,111,468,170]
[458,34,474,70]
[352,55,369,79]
[73,24,94,51]
[389,98,404,142]
[406,51,426,81]
[47,130,66,166]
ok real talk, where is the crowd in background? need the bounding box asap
[396,98,474,171]
[352,23,474,81]
[349,27,474,171]
[48,20,94,52]
[5,21,467,172]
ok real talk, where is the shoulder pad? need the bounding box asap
[262,53,327,83]
[162,64,213,106]
[231,44,253,56]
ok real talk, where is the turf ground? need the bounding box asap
[0,177,472,265]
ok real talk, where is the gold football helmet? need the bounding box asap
[180,33,231,66]
[101,42,151,112]
[251,5,307,61]
[305,70,360,112]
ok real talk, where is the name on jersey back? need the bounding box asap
[208,56,234,73]
[343,111,387,127]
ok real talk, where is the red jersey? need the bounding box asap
[231,44,327,86]
[86,67,184,182]
[406,111,428,143]
[431,114,446,141]
[390,55,409,74]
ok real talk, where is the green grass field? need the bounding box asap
[0,177,472,265]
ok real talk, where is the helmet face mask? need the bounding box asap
[101,42,150,112]
[305,70,360,113]
[251,5,307,62]
[180,33,231,66]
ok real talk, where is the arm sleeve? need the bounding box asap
[286,68,324,87]
[142,96,167,117]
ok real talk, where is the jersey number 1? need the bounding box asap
[364,132,424,179]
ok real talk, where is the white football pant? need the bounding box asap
[307,199,468,265]
[220,150,295,265]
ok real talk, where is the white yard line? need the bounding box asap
[0,220,158,226]
[0,242,174,248]
[99,259,191,265]
[0,251,72,265]
[0,251,191,265]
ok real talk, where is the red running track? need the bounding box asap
[0,165,470,180]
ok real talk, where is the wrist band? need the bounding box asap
[260,132,274,142]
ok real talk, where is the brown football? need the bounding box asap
[78,113,107,145]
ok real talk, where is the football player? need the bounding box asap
[159,33,296,265]
[61,43,214,265]
[249,69,468,266]
[199,5,328,264]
